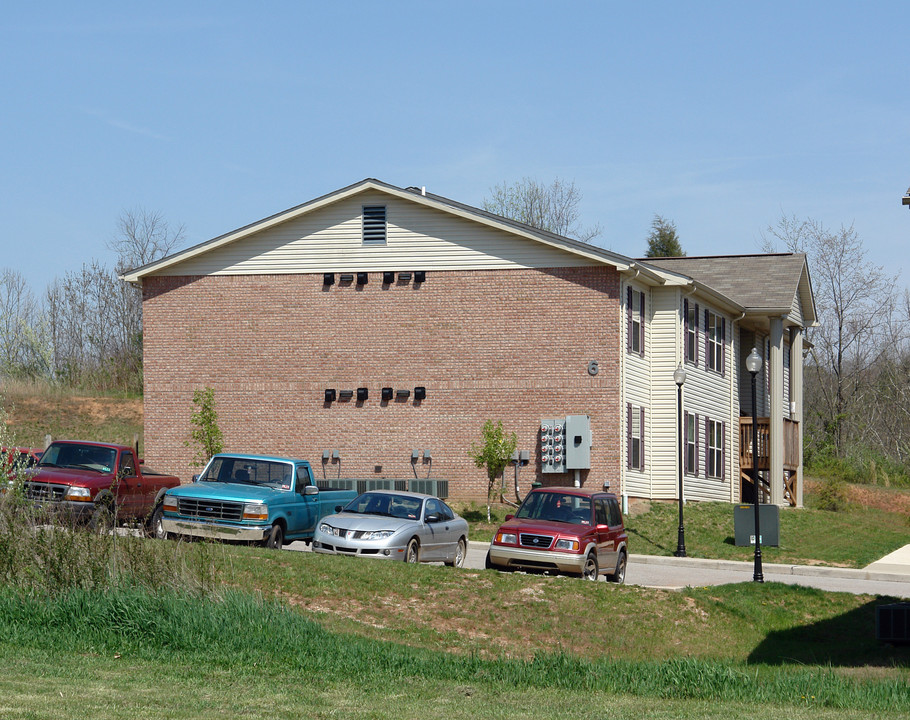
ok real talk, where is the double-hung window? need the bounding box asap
[705,309,725,374]
[627,287,645,356]
[705,418,725,479]
[684,299,699,365]
[627,404,645,471]
[684,412,698,476]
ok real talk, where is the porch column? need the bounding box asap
[769,316,785,506]
[791,327,804,508]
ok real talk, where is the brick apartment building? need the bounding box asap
[124,179,815,507]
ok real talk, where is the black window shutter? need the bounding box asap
[721,317,727,377]
[638,291,645,357]
[626,287,633,352]
[721,421,727,481]
[695,413,700,476]
[639,406,645,470]
[626,403,632,469]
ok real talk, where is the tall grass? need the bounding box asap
[0,586,905,712]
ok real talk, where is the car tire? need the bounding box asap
[405,538,420,563]
[582,551,599,581]
[90,505,114,535]
[485,550,494,570]
[608,550,627,584]
[264,524,284,549]
[445,538,467,568]
[146,504,167,540]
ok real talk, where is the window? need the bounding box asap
[362,205,387,245]
[705,309,725,374]
[705,418,725,479]
[627,287,645,356]
[684,299,699,365]
[684,412,699,476]
[627,404,645,471]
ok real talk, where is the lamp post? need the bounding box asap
[673,363,687,557]
[746,347,764,583]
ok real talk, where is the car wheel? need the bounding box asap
[264,524,284,549]
[485,550,494,569]
[90,505,114,535]
[146,504,167,540]
[405,538,420,563]
[582,551,599,581]
[609,550,627,584]
[445,538,467,568]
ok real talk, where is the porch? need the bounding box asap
[739,417,799,506]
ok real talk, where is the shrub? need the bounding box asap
[813,476,849,513]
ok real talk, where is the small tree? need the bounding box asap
[644,215,684,257]
[469,420,517,522]
[185,387,224,467]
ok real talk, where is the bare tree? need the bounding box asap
[482,177,602,243]
[763,215,905,457]
[109,207,185,273]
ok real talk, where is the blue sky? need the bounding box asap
[2,2,908,293]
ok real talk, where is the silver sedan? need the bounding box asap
[312,490,468,567]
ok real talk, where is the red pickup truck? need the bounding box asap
[23,440,181,536]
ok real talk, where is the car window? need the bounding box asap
[595,499,609,526]
[120,452,136,476]
[607,498,623,527]
[425,498,441,519]
[439,500,455,521]
[516,492,591,524]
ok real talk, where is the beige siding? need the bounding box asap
[677,298,734,503]
[643,287,682,500]
[621,280,652,497]
[150,191,592,277]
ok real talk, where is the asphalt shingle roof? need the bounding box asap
[641,253,809,312]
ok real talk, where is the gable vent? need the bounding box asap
[362,205,387,245]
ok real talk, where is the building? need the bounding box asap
[122,179,816,507]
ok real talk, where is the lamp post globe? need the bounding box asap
[674,363,687,557]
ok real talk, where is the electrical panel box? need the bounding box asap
[565,414,592,469]
[539,419,566,473]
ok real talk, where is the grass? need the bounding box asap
[0,583,907,719]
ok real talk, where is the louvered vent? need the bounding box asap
[362,205,387,245]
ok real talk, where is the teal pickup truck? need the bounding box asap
[161,453,356,548]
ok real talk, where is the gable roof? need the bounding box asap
[641,253,816,325]
[121,178,648,283]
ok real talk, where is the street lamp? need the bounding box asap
[746,347,764,583]
[673,363,687,557]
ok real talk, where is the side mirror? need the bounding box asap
[505,514,515,522]
[304,485,319,496]
[334,505,344,513]
[425,512,440,524]
[192,474,200,483]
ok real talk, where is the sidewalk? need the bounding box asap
[632,549,910,584]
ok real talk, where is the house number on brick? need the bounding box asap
[587,360,599,376]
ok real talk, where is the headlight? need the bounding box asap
[363,530,395,540]
[64,487,92,502]
[495,532,517,545]
[555,538,579,551]
[242,502,268,521]
[318,522,334,535]
[163,495,178,512]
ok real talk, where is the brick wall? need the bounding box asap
[142,267,621,500]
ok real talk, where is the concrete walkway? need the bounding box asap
[865,543,910,576]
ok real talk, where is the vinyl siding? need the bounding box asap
[622,280,651,496]
[148,192,594,276]
[642,287,682,500]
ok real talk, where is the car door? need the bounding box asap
[594,498,617,571]
[292,464,318,534]
[421,498,449,561]
[114,450,144,519]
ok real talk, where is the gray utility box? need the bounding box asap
[876,603,910,645]
[733,504,780,547]
[565,414,592,470]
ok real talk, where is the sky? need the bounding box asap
[2,2,909,295]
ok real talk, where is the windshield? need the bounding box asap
[38,443,116,474]
[199,457,295,490]
[515,492,591,525]
[343,492,423,520]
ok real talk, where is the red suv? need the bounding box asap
[486,486,627,583]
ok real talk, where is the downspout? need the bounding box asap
[731,312,745,503]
